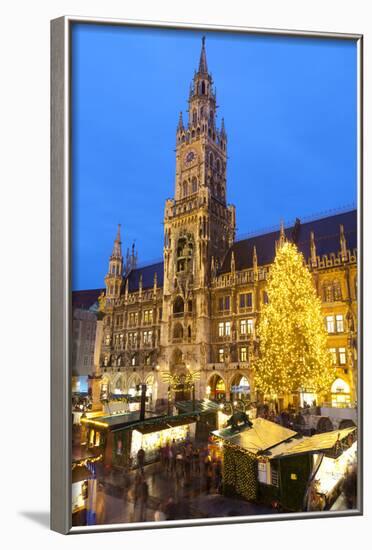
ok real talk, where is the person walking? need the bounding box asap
[96,483,106,524]
[137,447,146,473]
[127,485,136,522]
[154,503,166,522]
[138,476,149,522]
[205,461,213,494]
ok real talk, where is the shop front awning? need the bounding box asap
[212,417,298,456]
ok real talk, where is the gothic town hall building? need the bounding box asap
[95,39,357,411]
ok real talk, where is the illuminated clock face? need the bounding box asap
[184,150,197,166]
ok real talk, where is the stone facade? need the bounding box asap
[96,39,358,409]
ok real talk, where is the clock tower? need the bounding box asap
[160,37,236,393]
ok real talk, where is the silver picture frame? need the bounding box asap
[51,15,363,534]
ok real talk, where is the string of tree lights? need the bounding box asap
[254,236,336,400]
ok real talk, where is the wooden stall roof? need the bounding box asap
[212,418,297,455]
[176,399,221,415]
[267,427,356,459]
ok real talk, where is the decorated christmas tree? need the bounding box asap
[254,237,335,399]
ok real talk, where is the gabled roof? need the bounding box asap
[268,427,356,459]
[72,288,104,310]
[220,209,357,274]
[126,261,164,292]
[212,418,297,455]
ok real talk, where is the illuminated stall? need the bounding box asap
[71,455,102,526]
[212,418,357,512]
[81,411,199,469]
[129,419,196,465]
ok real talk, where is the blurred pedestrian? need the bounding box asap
[138,476,149,522]
[127,485,136,522]
[154,503,166,522]
[137,447,146,473]
[96,483,106,524]
[205,462,213,494]
[164,496,177,520]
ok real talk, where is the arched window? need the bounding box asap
[192,177,198,193]
[209,152,214,167]
[200,106,204,118]
[182,181,188,198]
[187,325,192,338]
[192,110,197,125]
[173,296,184,315]
[201,81,206,94]
[216,159,221,173]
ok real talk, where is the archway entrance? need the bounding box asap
[331,378,351,408]
[207,374,226,401]
[230,374,250,401]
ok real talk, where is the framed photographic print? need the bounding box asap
[51,16,363,534]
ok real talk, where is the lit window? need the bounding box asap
[258,461,269,484]
[225,322,231,336]
[329,348,337,365]
[240,319,254,335]
[339,347,347,365]
[218,322,224,337]
[218,348,224,363]
[105,334,110,345]
[240,347,247,362]
[131,355,136,366]
[336,315,344,333]
[326,315,335,333]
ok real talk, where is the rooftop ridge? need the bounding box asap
[134,257,164,270]
[236,203,356,242]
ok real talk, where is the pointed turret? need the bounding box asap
[310,231,317,267]
[198,36,208,74]
[230,250,236,273]
[177,111,184,131]
[340,224,348,261]
[153,271,158,296]
[220,117,226,139]
[105,225,123,299]
[278,220,286,249]
[112,223,122,257]
[253,245,258,280]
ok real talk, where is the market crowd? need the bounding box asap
[117,438,223,522]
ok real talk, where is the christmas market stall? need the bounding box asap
[212,418,297,503]
[267,426,357,511]
[175,399,221,439]
[81,411,198,470]
[72,455,103,526]
[212,418,357,512]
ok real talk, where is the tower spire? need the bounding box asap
[112,223,122,257]
[177,111,184,131]
[198,36,208,74]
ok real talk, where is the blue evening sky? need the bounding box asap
[72,24,357,291]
